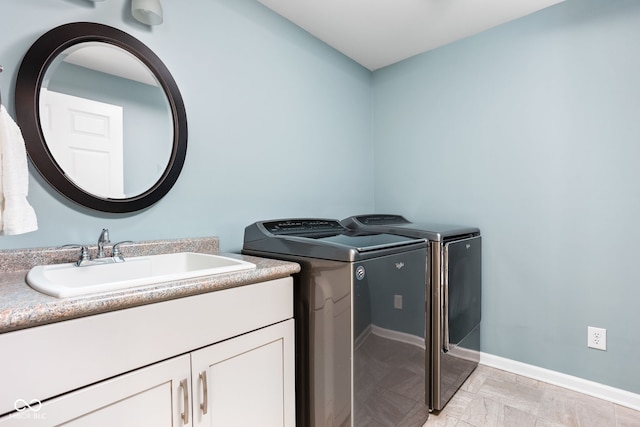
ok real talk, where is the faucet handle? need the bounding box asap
[75,246,91,267]
[112,241,134,261]
[61,243,88,257]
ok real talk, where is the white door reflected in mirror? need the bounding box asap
[40,89,125,198]
[39,40,173,200]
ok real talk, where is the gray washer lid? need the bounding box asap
[243,218,427,262]
[341,214,480,242]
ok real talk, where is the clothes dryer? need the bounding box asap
[341,214,481,411]
[243,219,429,427]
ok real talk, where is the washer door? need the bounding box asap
[443,236,481,352]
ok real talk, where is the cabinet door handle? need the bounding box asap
[180,378,189,424]
[199,370,209,415]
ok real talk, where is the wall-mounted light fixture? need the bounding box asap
[82,0,164,26]
[131,0,163,26]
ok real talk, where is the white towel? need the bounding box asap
[0,104,38,235]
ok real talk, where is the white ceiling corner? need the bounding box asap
[257,0,566,70]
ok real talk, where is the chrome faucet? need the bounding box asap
[97,228,110,258]
[68,229,133,267]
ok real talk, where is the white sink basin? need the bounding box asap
[26,252,256,298]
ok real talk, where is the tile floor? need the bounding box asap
[424,364,640,427]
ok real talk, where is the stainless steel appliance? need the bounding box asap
[341,214,481,411]
[243,219,429,426]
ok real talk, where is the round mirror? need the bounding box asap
[15,22,187,213]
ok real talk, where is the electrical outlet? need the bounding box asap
[394,294,403,309]
[588,326,607,351]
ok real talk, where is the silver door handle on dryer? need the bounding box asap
[442,247,450,353]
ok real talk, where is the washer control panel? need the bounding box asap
[354,214,410,225]
[263,219,345,236]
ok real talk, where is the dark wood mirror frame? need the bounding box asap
[15,22,187,213]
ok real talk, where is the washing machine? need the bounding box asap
[341,214,481,412]
[243,218,429,427]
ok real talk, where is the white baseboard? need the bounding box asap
[480,352,640,411]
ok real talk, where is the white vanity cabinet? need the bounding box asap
[0,277,295,427]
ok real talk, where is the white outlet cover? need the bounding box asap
[588,326,607,351]
[394,294,403,310]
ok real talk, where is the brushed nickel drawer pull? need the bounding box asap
[180,378,189,424]
[199,371,208,415]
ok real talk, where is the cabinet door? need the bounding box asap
[191,319,295,427]
[0,355,192,427]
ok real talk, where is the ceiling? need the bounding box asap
[257,0,565,71]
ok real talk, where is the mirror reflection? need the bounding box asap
[40,42,173,198]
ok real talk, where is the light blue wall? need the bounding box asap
[0,0,373,252]
[372,0,640,393]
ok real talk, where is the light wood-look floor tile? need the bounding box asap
[424,365,640,427]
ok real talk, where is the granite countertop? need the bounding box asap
[0,237,300,334]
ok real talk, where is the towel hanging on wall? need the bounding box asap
[0,104,38,235]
